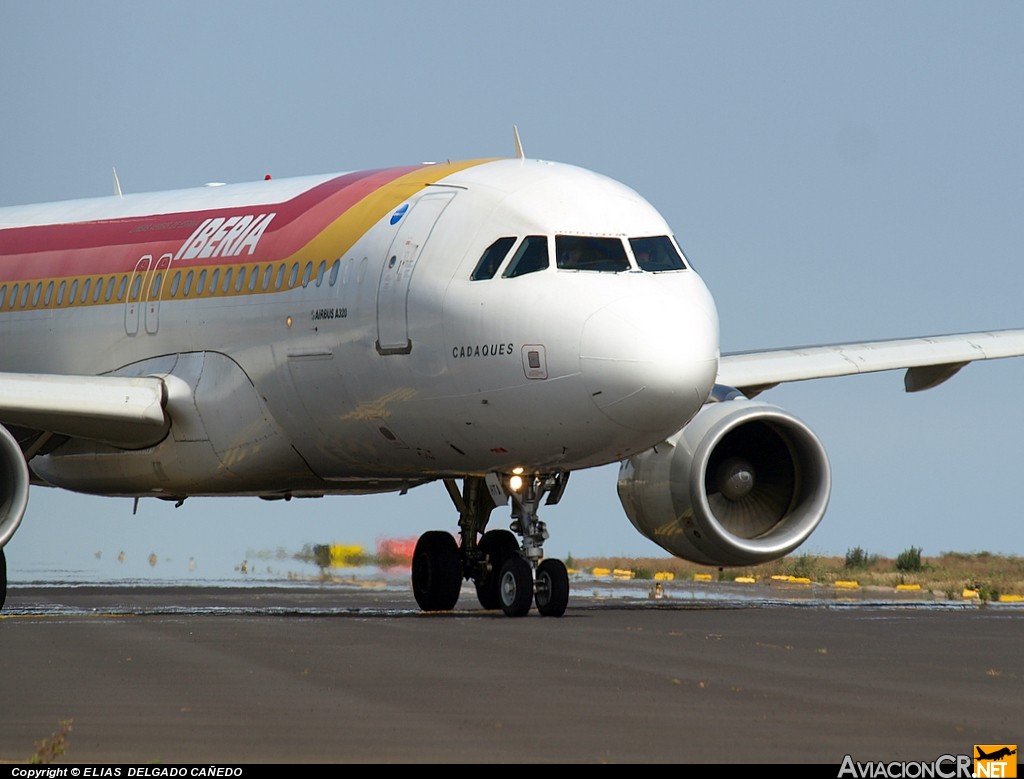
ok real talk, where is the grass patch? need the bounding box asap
[30,719,72,764]
[574,551,1024,601]
[844,546,879,569]
[895,546,924,572]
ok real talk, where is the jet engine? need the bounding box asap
[617,397,831,566]
[0,424,29,549]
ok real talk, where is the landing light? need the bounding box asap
[508,474,523,492]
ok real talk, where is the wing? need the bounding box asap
[717,329,1024,398]
[0,373,168,450]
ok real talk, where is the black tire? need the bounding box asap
[498,555,533,617]
[535,558,569,617]
[474,529,520,610]
[0,548,6,611]
[411,531,462,612]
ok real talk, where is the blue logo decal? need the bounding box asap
[390,204,409,225]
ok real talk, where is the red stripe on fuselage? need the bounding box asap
[0,165,422,283]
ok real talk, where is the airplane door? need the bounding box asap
[124,255,152,336]
[144,253,173,335]
[376,191,455,354]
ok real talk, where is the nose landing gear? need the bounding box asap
[410,472,571,617]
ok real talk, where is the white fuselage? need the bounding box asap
[0,158,720,498]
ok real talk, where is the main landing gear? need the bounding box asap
[410,472,571,617]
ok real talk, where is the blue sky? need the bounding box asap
[2,2,1023,581]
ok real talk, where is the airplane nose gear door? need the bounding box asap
[375,191,456,355]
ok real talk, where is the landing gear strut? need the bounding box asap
[410,472,572,617]
[502,472,570,617]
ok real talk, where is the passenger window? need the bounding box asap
[197,269,208,296]
[184,270,194,297]
[315,260,326,287]
[288,263,299,288]
[105,276,116,301]
[57,280,66,306]
[0,285,6,309]
[150,272,162,298]
[222,268,233,293]
[471,237,516,280]
[555,236,630,272]
[117,275,127,301]
[129,275,142,302]
[274,264,285,289]
[629,236,687,272]
[250,265,260,292]
[32,283,42,307]
[44,281,54,306]
[170,271,182,298]
[235,267,246,293]
[209,269,220,294]
[328,259,340,286]
[302,262,313,288]
[79,279,91,304]
[68,280,78,305]
[502,236,549,278]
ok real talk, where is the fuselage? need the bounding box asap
[0,158,720,498]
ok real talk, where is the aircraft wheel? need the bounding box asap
[411,531,462,612]
[475,529,520,610]
[498,555,533,617]
[0,548,6,611]
[535,558,569,617]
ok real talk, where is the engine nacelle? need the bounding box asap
[0,424,30,549]
[617,398,831,566]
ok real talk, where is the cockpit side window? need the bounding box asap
[555,236,630,272]
[471,237,516,280]
[630,235,687,271]
[502,235,549,278]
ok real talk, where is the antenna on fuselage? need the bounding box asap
[112,167,124,198]
[513,125,525,159]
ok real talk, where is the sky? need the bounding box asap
[2,1,1023,583]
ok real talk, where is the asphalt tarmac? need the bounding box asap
[1,579,1020,764]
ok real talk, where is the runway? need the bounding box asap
[1,579,1020,764]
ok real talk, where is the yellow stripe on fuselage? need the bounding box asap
[281,158,496,266]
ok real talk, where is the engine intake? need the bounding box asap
[617,399,831,566]
[0,424,30,549]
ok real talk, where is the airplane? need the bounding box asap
[976,748,1017,761]
[2,135,1024,617]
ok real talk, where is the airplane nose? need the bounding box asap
[579,291,719,433]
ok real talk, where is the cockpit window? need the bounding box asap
[555,236,630,272]
[502,235,549,278]
[630,236,687,271]
[471,237,516,280]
